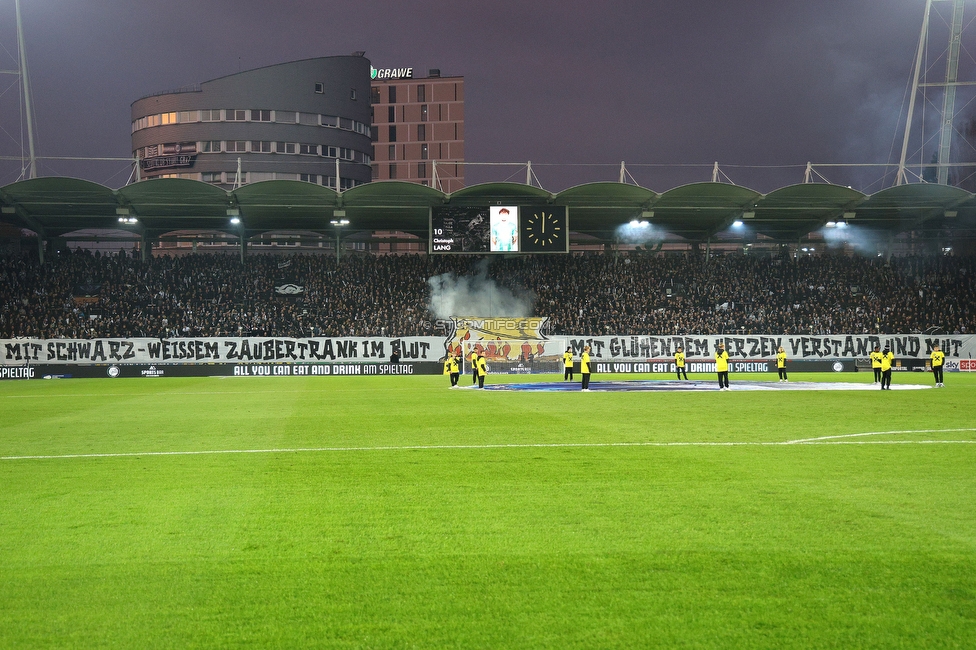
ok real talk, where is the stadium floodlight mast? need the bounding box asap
[330,218,349,261]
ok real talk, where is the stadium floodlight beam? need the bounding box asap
[330,219,349,261]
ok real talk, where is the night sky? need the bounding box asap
[0,1,965,193]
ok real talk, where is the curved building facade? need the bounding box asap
[131,56,372,190]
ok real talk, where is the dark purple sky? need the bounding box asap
[0,0,964,192]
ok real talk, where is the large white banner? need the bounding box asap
[563,334,976,362]
[1,337,444,366]
[2,333,973,366]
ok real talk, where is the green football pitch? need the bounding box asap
[1,372,974,648]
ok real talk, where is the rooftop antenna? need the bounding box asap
[897,0,967,186]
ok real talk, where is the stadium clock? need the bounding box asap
[520,208,567,252]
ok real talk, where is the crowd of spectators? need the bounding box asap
[1,248,974,339]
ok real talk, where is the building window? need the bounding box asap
[370,87,380,104]
[161,112,177,125]
[417,124,426,141]
[226,110,247,121]
[178,111,193,123]
[339,117,353,130]
[389,125,397,142]
[325,146,337,158]
[389,163,397,180]
[340,147,353,160]
[226,141,248,152]
[251,109,272,122]
[299,143,318,155]
[252,141,272,153]
[321,114,338,128]
[200,109,220,122]
[388,85,396,103]
[202,141,222,153]
[417,84,426,102]
[299,173,318,183]
[314,83,324,94]
[388,145,396,161]
[421,104,428,122]
[421,143,428,160]
[350,88,357,100]
[275,142,296,154]
[418,162,426,178]
[201,172,223,184]
[387,106,395,123]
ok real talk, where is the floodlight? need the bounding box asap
[732,220,743,227]
[230,217,241,225]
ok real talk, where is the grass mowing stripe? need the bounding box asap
[3,428,975,460]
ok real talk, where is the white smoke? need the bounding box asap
[427,260,534,318]
[615,221,667,244]
[820,223,882,255]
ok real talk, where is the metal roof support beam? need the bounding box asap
[898,0,933,186]
[938,0,966,184]
[15,0,36,179]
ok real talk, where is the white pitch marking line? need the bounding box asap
[2,429,975,461]
[784,428,976,444]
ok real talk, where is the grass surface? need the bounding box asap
[1,372,974,648]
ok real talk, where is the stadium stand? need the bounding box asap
[1,250,974,338]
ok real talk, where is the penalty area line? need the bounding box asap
[2,430,976,461]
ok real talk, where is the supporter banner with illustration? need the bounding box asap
[565,334,976,361]
[0,337,444,366]
[2,332,974,366]
[444,316,564,363]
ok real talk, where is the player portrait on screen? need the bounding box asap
[490,206,519,252]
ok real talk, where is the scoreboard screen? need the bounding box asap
[430,205,568,254]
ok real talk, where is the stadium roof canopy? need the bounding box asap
[2,177,975,244]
